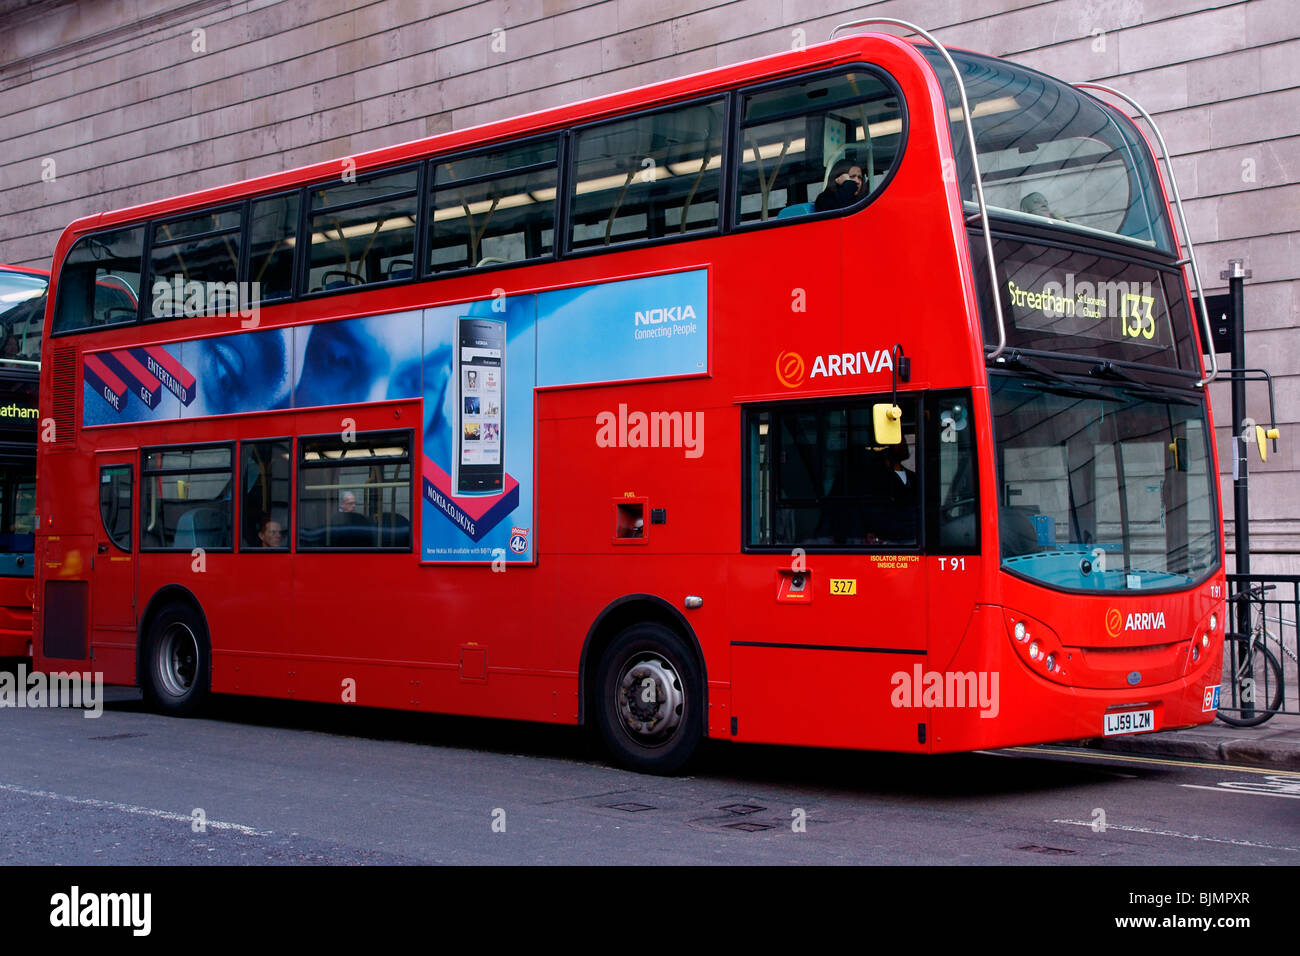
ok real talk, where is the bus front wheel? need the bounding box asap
[141,603,210,717]
[596,623,702,774]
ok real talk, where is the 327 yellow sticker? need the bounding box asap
[829,578,857,595]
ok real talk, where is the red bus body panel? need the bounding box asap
[34,34,1225,753]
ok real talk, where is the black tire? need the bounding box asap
[1217,633,1283,727]
[141,603,210,717]
[595,623,703,775]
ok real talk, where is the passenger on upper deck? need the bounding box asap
[815,160,866,212]
[1020,191,1068,222]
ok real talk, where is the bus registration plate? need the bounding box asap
[1103,710,1154,736]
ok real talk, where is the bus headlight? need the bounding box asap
[1044,653,1056,672]
[1209,613,1217,632]
[1191,645,1200,662]
[1028,641,1040,660]
[1014,621,1027,642]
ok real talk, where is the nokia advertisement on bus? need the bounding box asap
[454,317,505,496]
[79,269,708,565]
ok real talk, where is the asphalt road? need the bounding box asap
[0,679,1296,868]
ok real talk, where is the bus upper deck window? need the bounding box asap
[149,207,242,319]
[0,270,47,360]
[922,49,1176,252]
[429,139,559,273]
[52,226,144,334]
[569,99,724,250]
[307,166,419,292]
[736,70,903,224]
[249,192,301,302]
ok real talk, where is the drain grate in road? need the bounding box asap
[88,733,147,741]
[719,803,765,815]
[725,821,775,832]
[605,802,656,813]
[1014,843,1076,855]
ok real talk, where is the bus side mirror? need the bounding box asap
[873,404,902,445]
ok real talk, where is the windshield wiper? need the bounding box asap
[992,352,1121,401]
[1089,361,1197,404]
[1089,360,1144,385]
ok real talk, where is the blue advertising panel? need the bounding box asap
[537,270,707,387]
[420,298,536,564]
[78,269,708,565]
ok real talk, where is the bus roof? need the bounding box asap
[56,32,931,241]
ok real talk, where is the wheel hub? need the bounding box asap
[616,656,684,741]
[157,623,197,698]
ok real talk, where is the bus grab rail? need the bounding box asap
[830,17,1008,361]
[1075,83,1219,388]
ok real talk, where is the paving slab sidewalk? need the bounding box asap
[1076,714,1300,770]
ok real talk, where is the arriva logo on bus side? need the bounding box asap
[1105,607,1167,637]
[775,348,894,388]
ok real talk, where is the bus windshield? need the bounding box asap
[0,269,47,363]
[0,465,35,563]
[924,48,1176,253]
[990,374,1217,592]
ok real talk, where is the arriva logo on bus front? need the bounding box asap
[1105,608,1167,637]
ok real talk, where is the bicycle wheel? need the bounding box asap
[1217,633,1284,727]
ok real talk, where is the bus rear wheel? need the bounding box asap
[141,603,210,717]
[596,623,702,774]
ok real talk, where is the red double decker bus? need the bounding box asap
[36,22,1225,772]
[0,265,44,657]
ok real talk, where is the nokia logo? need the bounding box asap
[634,305,697,325]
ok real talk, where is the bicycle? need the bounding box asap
[1217,584,1293,727]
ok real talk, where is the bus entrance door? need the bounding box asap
[92,459,136,632]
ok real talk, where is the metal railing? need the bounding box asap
[1224,573,1300,719]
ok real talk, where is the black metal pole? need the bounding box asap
[1224,259,1251,579]
[1222,259,1253,717]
